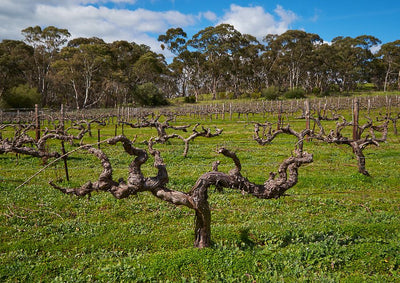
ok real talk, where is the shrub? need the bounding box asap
[261,86,280,100]
[183,95,196,103]
[249,92,261,99]
[3,84,41,108]
[284,88,306,99]
[131,83,169,107]
[320,90,331,97]
[312,87,321,96]
[357,83,377,91]
[329,84,340,95]
[217,92,234,100]
[313,87,329,97]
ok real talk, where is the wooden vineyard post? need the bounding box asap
[98,129,101,149]
[318,100,321,118]
[88,122,92,137]
[352,98,359,140]
[277,101,282,130]
[323,98,328,118]
[60,104,64,129]
[117,107,121,123]
[60,141,69,181]
[60,104,70,181]
[35,104,40,142]
[386,96,392,117]
[367,99,371,116]
[305,99,310,141]
[262,101,266,119]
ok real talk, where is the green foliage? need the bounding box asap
[2,24,400,108]
[0,107,399,281]
[284,88,306,99]
[312,87,321,95]
[131,82,169,107]
[243,92,261,99]
[3,84,41,108]
[183,95,196,103]
[357,83,377,92]
[261,86,281,100]
[217,92,235,100]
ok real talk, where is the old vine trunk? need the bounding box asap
[49,135,313,248]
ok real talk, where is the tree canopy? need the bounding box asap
[1,24,399,108]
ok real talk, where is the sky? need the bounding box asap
[1,0,400,58]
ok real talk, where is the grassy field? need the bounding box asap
[1,108,399,282]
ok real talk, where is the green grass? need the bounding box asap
[1,109,399,282]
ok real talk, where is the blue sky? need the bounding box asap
[1,0,399,57]
[102,0,400,42]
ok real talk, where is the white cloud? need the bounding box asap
[218,4,298,39]
[200,11,218,22]
[0,1,299,58]
[274,5,297,24]
[0,0,197,54]
[371,44,381,54]
[88,0,137,3]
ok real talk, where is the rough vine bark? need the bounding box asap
[122,116,222,157]
[253,123,310,152]
[0,123,89,159]
[49,135,313,248]
[254,116,389,176]
[176,124,223,157]
[310,115,389,176]
[377,112,399,135]
[122,115,191,143]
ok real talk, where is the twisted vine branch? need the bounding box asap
[309,116,388,176]
[49,135,312,248]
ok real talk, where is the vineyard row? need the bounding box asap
[1,95,399,125]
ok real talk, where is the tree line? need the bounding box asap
[1,24,400,109]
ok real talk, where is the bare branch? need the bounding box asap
[49,135,312,248]
[309,115,389,176]
[254,123,310,152]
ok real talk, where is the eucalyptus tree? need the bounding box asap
[237,37,265,94]
[311,42,336,94]
[377,40,400,91]
[158,27,188,56]
[179,50,207,101]
[264,30,323,91]
[354,35,382,83]
[159,28,211,101]
[330,35,381,92]
[260,34,281,89]
[159,28,191,98]
[223,33,262,97]
[0,40,34,104]
[107,46,170,106]
[131,51,169,89]
[187,24,246,99]
[21,26,70,106]
[52,37,111,109]
[108,40,150,106]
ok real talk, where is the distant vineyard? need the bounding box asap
[1,95,399,124]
